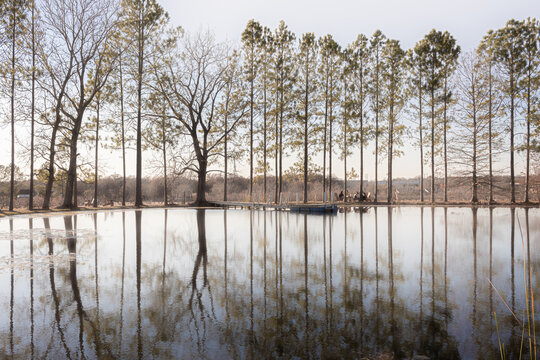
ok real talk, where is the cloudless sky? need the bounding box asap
[158,0,537,179]
[0,0,538,180]
[164,0,538,50]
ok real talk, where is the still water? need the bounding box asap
[0,207,538,359]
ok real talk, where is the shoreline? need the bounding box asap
[0,200,538,218]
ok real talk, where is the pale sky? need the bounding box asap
[0,0,538,181]
[165,0,538,50]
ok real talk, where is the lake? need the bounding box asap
[0,207,538,359]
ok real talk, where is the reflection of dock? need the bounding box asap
[212,201,340,213]
[288,204,338,213]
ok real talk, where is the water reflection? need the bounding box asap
[67,215,87,359]
[0,207,538,359]
[29,218,34,360]
[9,218,13,358]
[136,210,142,359]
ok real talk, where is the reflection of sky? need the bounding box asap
[0,207,538,358]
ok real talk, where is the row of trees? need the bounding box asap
[236,18,539,204]
[0,0,538,209]
[0,0,172,209]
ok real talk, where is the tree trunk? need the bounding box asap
[510,69,515,204]
[135,9,145,208]
[62,118,83,209]
[43,110,62,210]
[120,54,126,206]
[274,84,279,203]
[73,164,78,208]
[344,110,347,201]
[249,55,254,199]
[196,158,208,205]
[525,67,531,202]
[360,112,363,196]
[162,118,168,206]
[431,61,435,204]
[278,76,283,199]
[303,59,309,204]
[9,13,16,212]
[329,72,333,198]
[323,78,328,199]
[224,103,228,202]
[263,58,267,199]
[329,98,333,198]
[488,60,493,204]
[388,103,394,204]
[29,3,36,210]
[472,86,478,204]
[359,64,364,195]
[419,81,424,202]
[375,63,379,202]
[443,74,448,202]
[93,96,100,208]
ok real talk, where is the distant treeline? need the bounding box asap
[0,0,538,210]
[0,172,533,208]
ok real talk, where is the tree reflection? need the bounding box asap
[323,213,329,345]
[188,209,216,356]
[92,213,103,358]
[471,208,478,354]
[66,215,86,359]
[9,219,14,358]
[136,209,142,360]
[388,207,400,357]
[262,210,267,345]
[48,216,71,359]
[249,209,254,358]
[489,207,493,331]
[360,210,365,353]
[444,207,448,329]
[119,211,127,356]
[303,213,309,356]
[374,207,380,350]
[419,207,424,351]
[29,218,35,360]
[1,208,535,359]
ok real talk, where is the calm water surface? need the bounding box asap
[0,207,538,359]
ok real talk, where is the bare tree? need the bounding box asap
[489,20,526,203]
[143,86,181,206]
[39,0,119,209]
[368,30,386,202]
[478,33,505,203]
[37,1,73,209]
[451,52,495,203]
[1,0,28,210]
[120,0,167,207]
[406,43,428,202]
[350,34,369,196]
[28,0,36,209]
[295,33,318,203]
[152,32,243,205]
[218,51,246,202]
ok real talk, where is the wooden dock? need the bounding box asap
[288,204,338,213]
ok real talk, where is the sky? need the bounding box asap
[0,0,538,181]
[164,0,537,50]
